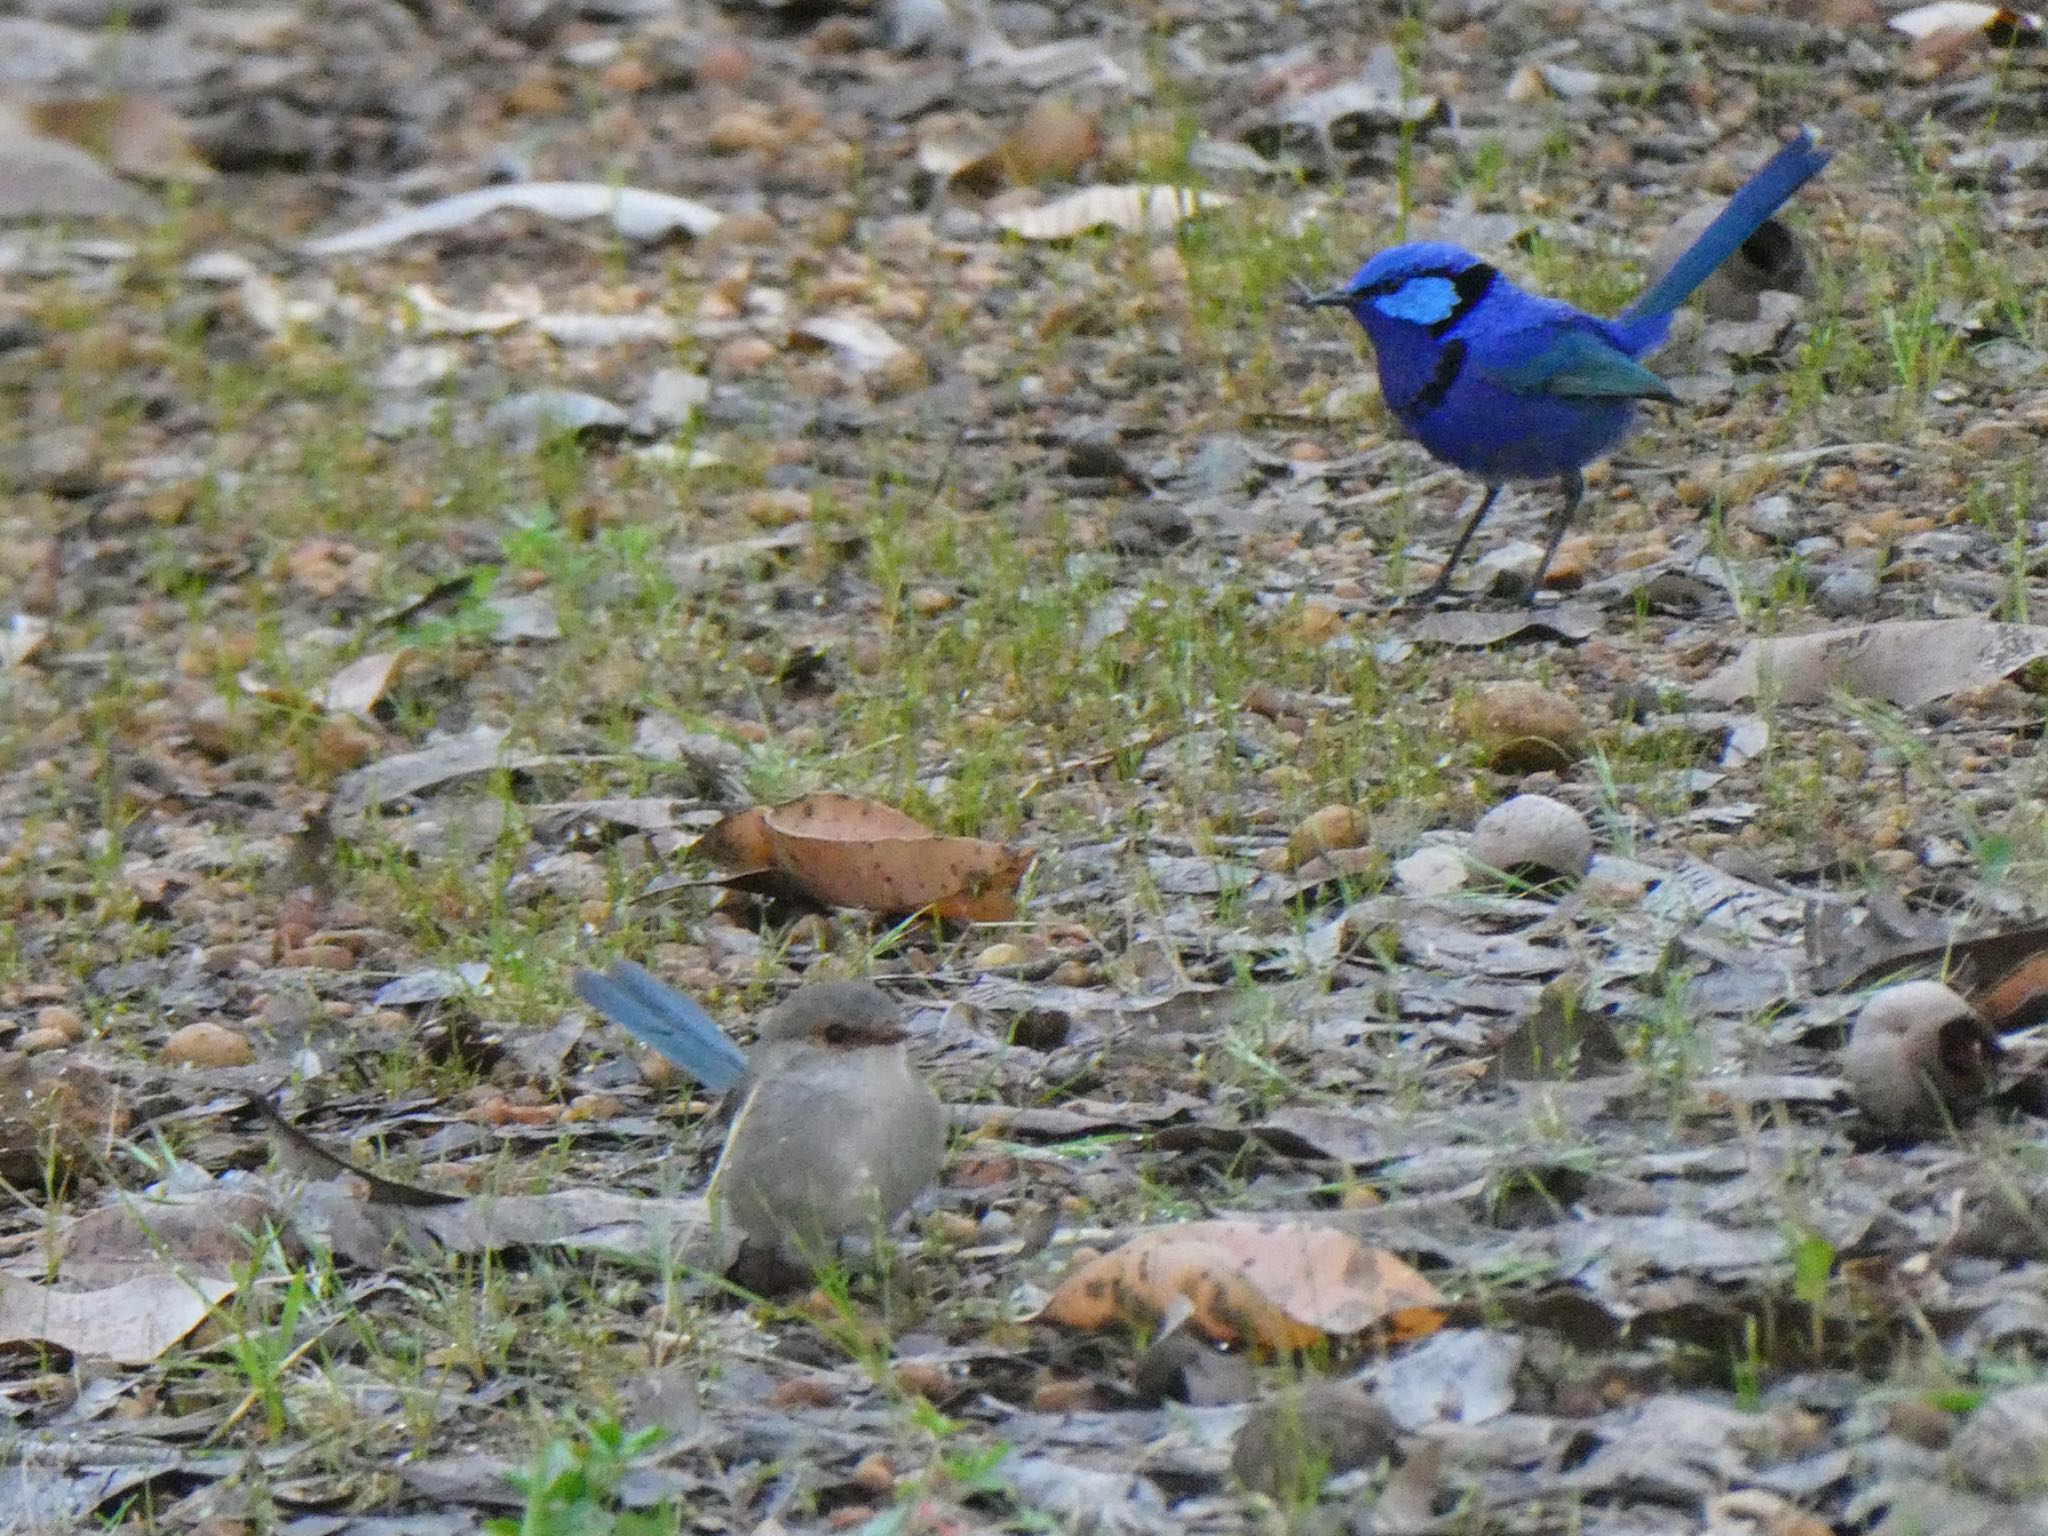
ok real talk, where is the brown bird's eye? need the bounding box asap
[821,1023,853,1046]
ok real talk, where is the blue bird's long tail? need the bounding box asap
[573,960,750,1093]
[1611,129,1831,356]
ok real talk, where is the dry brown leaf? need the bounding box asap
[993,184,1231,241]
[1695,618,2048,708]
[0,1270,235,1365]
[1278,805,1370,873]
[1407,606,1601,646]
[287,1177,721,1269]
[331,724,554,819]
[317,649,410,719]
[698,804,777,871]
[29,1188,284,1289]
[1039,1218,1446,1352]
[761,793,1032,921]
[698,794,1031,920]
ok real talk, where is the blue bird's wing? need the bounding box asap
[1475,325,1678,403]
[572,960,750,1093]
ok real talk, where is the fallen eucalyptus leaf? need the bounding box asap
[304,182,722,257]
[0,1270,235,1365]
[1696,619,2048,708]
[993,184,1230,240]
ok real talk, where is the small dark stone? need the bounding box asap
[1133,1330,1256,1407]
[0,313,43,353]
[1108,502,1194,556]
[1231,1381,1399,1500]
[195,99,324,174]
[1611,680,1663,723]
[16,426,102,498]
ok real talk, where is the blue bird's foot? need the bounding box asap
[1389,473,1586,607]
[1391,483,1502,607]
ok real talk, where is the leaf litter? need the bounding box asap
[10,0,2048,1530]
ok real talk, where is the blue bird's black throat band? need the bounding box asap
[1404,339,1469,416]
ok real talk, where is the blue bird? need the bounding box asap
[1303,129,1830,602]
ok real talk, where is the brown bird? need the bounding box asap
[573,962,947,1267]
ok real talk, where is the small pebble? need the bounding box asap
[161,1021,256,1068]
[1813,566,1880,618]
[1232,1382,1399,1500]
[35,1005,85,1040]
[712,336,777,378]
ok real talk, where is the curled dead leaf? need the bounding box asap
[1469,794,1593,882]
[1038,1217,1445,1353]
[1451,681,1587,773]
[698,804,776,870]
[317,649,411,719]
[698,793,1031,921]
[1280,804,1371,873]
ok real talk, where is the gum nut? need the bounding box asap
[1282,804,1371,872]
[1845,980,1998,1135]
[1469,794,1593,880]
[1451,681,1586,773]
[161,1021,256,1068]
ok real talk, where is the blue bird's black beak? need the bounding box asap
[1295,284,1355,309]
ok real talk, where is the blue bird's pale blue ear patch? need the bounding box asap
[1370,275,1460,325]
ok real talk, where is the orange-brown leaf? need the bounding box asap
[697,805,776,872]
[1039,1218,1446,1353]
[758,792,1032,921]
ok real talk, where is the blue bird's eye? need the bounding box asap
[1370,275,1460,325]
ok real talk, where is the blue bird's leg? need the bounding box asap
[572,959,750,1094]
[1408,483,1502,604]
[1525,470,1586,602]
